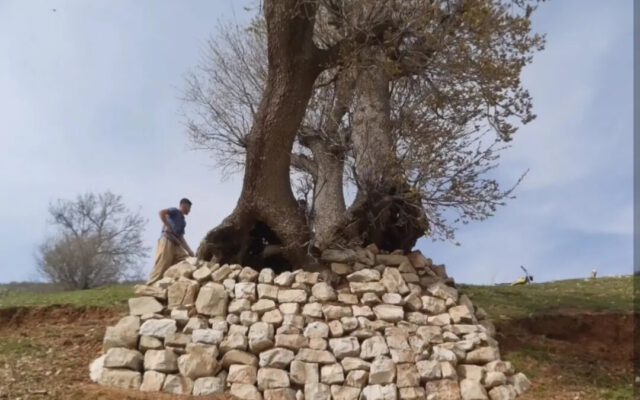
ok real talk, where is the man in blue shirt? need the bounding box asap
[147,198,195,284]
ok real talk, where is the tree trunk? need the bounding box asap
[306,136,347,251]
[345,56,428,251]
[198,0,322,268]
[303,72,353,252]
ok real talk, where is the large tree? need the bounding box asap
[185,0,544,268]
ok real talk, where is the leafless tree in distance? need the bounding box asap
[37,192,148,289]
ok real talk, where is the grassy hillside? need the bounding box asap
[0,276,635,400]
[0,284,132,310]
[461,276,635,319]
[1,276,634,319]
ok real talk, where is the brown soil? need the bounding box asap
[497,312,637,400]
[0,306,635,400]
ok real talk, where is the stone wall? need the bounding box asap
[90,246,531,400]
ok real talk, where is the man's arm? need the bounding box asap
[159,209,174,232]
[179,235,195,257]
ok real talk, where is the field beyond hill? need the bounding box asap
[0,276,636,400]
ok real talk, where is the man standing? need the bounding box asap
[147,198,195,284]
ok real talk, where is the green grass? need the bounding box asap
[0,276,634,317]
[460,276,635,319]
[0,284,133,309]
[0,339,45,357]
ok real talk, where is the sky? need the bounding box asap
[0,0,634,285]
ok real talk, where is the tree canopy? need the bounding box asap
[184,0,545,269]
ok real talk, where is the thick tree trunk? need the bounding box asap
[198,0,322,268]
[306,136,346,250]
[345,57,428,251]
[303,72,353,251]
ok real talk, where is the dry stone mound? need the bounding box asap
[91,247,530,399]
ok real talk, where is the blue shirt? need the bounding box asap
[163,207,186,240]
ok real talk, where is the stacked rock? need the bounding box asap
[90,246,530,400]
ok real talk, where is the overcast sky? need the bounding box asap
[0,0,633,284]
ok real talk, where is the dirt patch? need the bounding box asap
[497,312,636,400]
[506,312,636,362]
[0,306,119,327]
[0,306,635,400]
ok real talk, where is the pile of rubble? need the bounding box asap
[90,247,530,399]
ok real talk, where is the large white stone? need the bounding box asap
[228,365,258,384]
[259,268,276,283]
[360,383,398,400]
[178,353,217,379]
[457,365,485,382]
[416,360,441,381]
[195,283,228,316]
[275,333,309,350]
[104,348,143,370]
[258,284,279,300]
[460,379,488,400]
[290,360,320,385]
[398,386,426,400]
[345,369,369,388]
[381,268,410,295]
[369,357,396,385]
[144,349,178,373]
[329,337,360,359]
[424,380,461,400]
[466,347,500,364]
[395,363,419,388]
[193,376,225,395]
[103,316,140,350]
[427,282,459,302]
[264,388,297,400]
[249,321,275,353]
[236,282,258,301]
[128,296,164,316]
[421,296,447,314]
[312,282,337,301]
[230,383,263,400]
[373,305,404,322]
[257,368,290,390]
[305,321,330,339]
[222,349,259,367]
[162,374,194,395]
[167,280,199,309]
[139,319,177,338]
[221,333,249,353]
[484,372,507,388]
[321,363,344,384]
[331,385,362,400]
[252,299,277,314]
[296,348,337,364]
[347,269,381,282]
[449,305,475,324]
[341,357,371,372]
[89,355,105,383]
[192,328,224,345]
[360,336,389,360]
[98,368,141,390]
[487,385,517,400]
[164,261,196,279]
[305,382,331,400]
[511,373,531,395]
[278,289,308,303]
[134,284,167,300]
[140,370,166,392]
[260,347,295,368]
[350,282,386,295]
